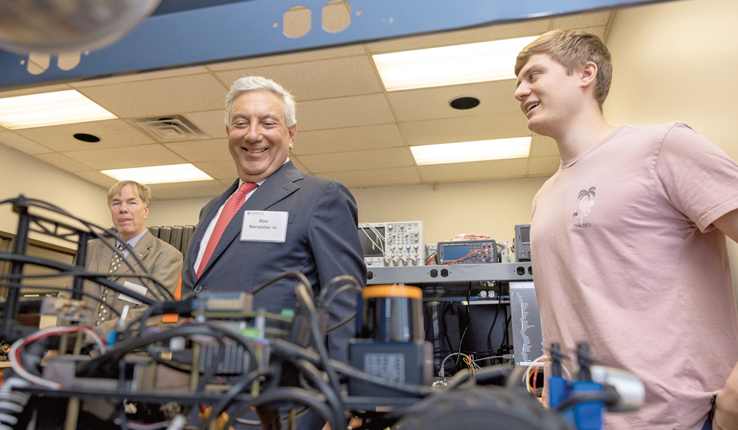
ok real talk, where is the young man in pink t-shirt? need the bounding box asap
[513,29,738,430]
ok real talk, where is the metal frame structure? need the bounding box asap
[0,0,672,90]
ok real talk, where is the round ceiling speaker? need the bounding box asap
[0,0,161,54]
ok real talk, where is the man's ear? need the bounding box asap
[580,61,598,89]
[288,124,296,151]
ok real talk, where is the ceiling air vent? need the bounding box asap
[128,114,208,141]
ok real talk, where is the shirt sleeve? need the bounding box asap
[656,122,738,232]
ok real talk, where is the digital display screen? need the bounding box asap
[441,244,470,262]
[520,226,530,243]
[359,227,385,257]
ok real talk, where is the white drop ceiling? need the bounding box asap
[0,9,613,200]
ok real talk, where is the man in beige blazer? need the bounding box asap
[80,180,182,333]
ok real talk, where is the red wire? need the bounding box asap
[443,249,487,265]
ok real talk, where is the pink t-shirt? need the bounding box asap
[532,122,738,429]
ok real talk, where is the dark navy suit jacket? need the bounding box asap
[182,161,366,362]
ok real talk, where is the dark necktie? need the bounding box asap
[196,182,258,278]
[96,242,125,326]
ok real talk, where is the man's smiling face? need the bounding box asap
[227,90,296,182]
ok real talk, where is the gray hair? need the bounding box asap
[224,76,297,127]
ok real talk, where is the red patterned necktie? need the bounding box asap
[196,182,258,278]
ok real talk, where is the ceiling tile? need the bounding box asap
[0,132,53,155]
[206,45,366,71]
[298,94,395,131]
[63,144,186,170]
[76,74,228,118]
[388,80,520,122]
[164,139,230,162]
[186,110,228,138]
[215,56,382,101]
[70,66,209,88]
[219,56,381,102]
[418,158,528,182]
[147,180,229,201]
[316,166,422,189]
[293,123,405,155]
[401,112,530,146]
[299,147,414,173]
[552,12,611,29]
[527,156,561,176]
[193,160,237,181]
[34,153,94,172]
[15,120,154,152]
[530,135,559,157]
[367,20,550,53]
[73,170,118,189]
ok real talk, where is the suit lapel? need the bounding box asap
[199,162,302,278]
[116,231,154,279]
[186,181,237,284]
[97,237,116,276]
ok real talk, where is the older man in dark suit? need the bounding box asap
[181,76,366,367]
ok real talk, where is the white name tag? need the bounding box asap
[118,281,148,305]
[241,211,288,243]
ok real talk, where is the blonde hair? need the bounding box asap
[107,181,151,207]
[515,29,612,110]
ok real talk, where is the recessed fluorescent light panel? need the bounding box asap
[411,137,531,166]
[0,90,117,129]
[101,164,213,185]
[373,36,538,91]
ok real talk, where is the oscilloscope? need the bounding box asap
[359,221,425,267]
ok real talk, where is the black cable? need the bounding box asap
[499,309,511,356]
[294,284,344,412]
[293,358,344,428]
[251,270,312,298]
[146,345,192,374]
[79,322,258,377]
[318,282,361,311]
[316,275,360,305]
[440,302,455,367]
[0,282,123,320]
[199,368,270,430]
[325,312,356,334]
[486,283,502,360]
[454,284,473,369]
[223,387,340,430]
[425,251,436,265]
[0,253,155,306]
[123,302,163,338]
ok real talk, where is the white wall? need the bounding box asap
[148,197,212,227]
[148,177,548,246]
[352,177,548,244]
[0,144,110,248]
[605,0,738,293]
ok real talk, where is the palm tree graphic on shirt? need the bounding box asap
[573,187,596,228]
